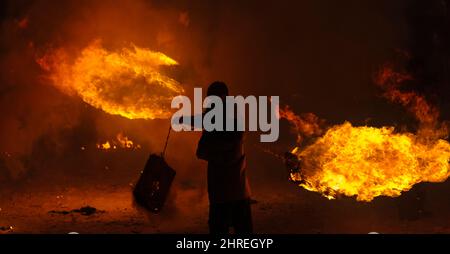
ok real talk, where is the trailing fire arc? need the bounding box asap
[37,39,184,120]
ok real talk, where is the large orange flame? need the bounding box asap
[283,64,450,202]
[37,40,184,119]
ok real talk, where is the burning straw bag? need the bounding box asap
[133,128,176,213]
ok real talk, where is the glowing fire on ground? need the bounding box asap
[37,40,184,119]
[97,133,141,150]
[282,64,450,202]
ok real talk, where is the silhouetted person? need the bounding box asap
[190,82,252,234]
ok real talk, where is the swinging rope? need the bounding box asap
[161,125,172,158]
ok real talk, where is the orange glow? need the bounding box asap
[18,17,28,29]
[37,40,184,119]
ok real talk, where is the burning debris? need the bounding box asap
[97,133,141,150]
[283,63,450,202]
[48,206,104,216]
[37,39,184,120]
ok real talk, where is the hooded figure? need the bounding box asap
[196,81,252,234]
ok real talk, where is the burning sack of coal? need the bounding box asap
[133,153,176,213]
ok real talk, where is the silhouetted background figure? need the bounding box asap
[196,82,252,234]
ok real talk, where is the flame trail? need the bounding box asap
[283,64,450,202]
[279,106,324,145]
[37,40,184,119]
